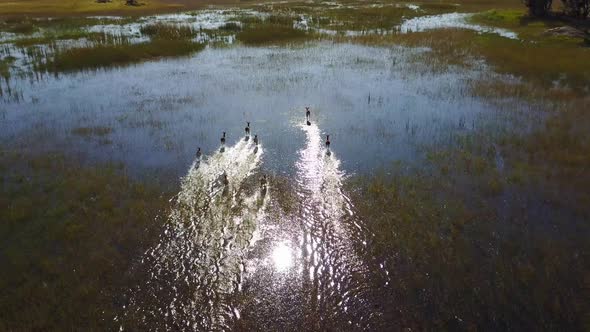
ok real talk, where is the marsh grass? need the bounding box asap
[0,56,15,79]
[0,151,170,330]
[44,39,205,73]
[473,34,590,89]
[1,16,120,33]
[71,126,113,137]
[237,23,311,45]
[316,6,416,30]
[12,30,114,47]
[467,10,590,88]
[350,141,589,330]
[339,25,590,90]
[345,53,590,328]
[5,21,37,34]
[0,0,175,16]
[219,22,241,31]
[140,23,198,39]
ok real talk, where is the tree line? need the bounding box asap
[523,0,589,17]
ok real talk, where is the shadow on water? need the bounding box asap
[122,139,268,330]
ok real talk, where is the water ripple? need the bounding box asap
[124,138,267,330]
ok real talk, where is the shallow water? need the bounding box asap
[122,122,383,329]
[0,8,532,330]
[1,42,496,180]
[400,12,518,39]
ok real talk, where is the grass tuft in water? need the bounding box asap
[71,126,113,137]
[0,56,16,80]
[140,23,198,39]
[219,22,242,31]
[237,24,311,45]
[44,39,205,73]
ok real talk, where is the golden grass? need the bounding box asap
[0,0,180,16]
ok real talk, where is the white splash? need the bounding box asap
[124,138,268,330]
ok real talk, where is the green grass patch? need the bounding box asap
[472,33,590,90]
[5,21,37,34]
[12,31,111,47]
[71,126,113,137]
[322,6,417,30]
[236,24,310,45]
[140,23,198,39]
[44,39,205,73]
[0,56,16,80]
[472,9,526,27]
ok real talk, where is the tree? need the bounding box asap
[561,0,590,18]
[523,0,590,18]
[523,0,553,16]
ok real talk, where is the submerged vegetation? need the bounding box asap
[350,158,588,329]
[237,24,310,44]
[235,14,311,44]
[0,0,178,16]
[140,23,198,39]
[347,65,590,329]
[0,152,169,330]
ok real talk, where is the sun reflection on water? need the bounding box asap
[271,241,293,272]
